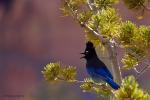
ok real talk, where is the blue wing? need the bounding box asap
[87,57,113,80]
[94,67,119,90]
[86,66,119,89]
[86,66,113,80]
[95,66,113,80]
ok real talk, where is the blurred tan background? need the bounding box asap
[0,0,150,100]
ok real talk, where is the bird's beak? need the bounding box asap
[80,52,85,59]
[80,52,85,55]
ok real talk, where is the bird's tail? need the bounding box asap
[105,78,120,90]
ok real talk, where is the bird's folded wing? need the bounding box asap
[95,67,113,80]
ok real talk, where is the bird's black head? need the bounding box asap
[81,41,97,60]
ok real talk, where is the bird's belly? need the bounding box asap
[86,67,94,76]
[86,67,100,79]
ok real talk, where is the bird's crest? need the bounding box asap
[86,41,94,48]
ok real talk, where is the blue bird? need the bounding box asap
[81,41,120,90]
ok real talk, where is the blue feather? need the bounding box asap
[86,66,120,89]
[81,41,120,90]
[105,77,120,90]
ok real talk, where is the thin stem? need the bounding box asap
[58,77,84,83]
[57,77,106,86]
[135,61,150,80]
[136,65,150,80]
[133,67,140,74]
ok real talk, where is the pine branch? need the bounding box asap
[87,0,122,84]
[66,0,123,84]
[126,48,150,78]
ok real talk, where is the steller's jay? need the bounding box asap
[81,41,120,90]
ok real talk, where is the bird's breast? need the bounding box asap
[86,66,94,76]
